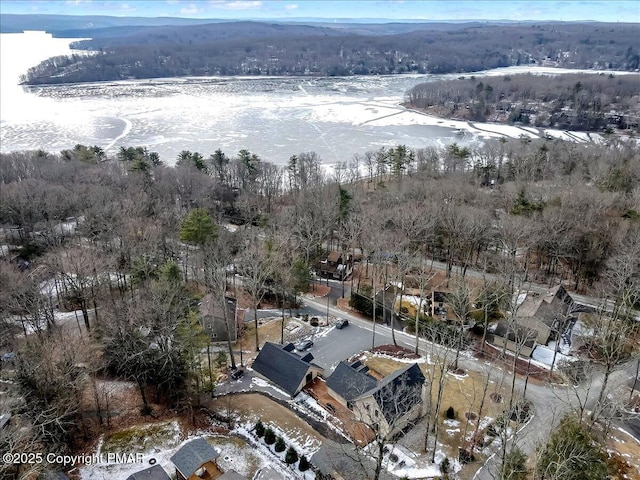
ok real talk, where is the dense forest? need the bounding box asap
[1,136,640,478]
[20,21,640,84]
[405,73,640,131]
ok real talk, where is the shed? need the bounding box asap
[170,437,221,480]
[126,465,171,480]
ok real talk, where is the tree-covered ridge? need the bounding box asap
[2,135,640,478]
[406,73,640,131]
[20,21,640,84]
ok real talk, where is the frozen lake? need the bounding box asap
[0,32,622,166]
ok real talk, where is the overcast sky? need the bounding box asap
[2,0,639,22]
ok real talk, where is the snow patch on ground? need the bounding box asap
[79,421,182,480]
[531,343,576,370]
[251,376,291,398]
[370,352,426,364]
[236,421,317,480]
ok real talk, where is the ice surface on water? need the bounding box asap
[3,33,624,165]
[0,33,473,164]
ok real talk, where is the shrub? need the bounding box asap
[264,427,276,445]
[255,420,265,438]
[285,446,298,464]
[446,406,456,419]
[441,457,450,474]
[275,436,286,453]
[298,455,310,471]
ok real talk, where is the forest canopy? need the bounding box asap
[19,21,640,84]
[405,73,640,131]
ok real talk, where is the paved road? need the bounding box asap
[238,265,638,479]
[302,291,640,480]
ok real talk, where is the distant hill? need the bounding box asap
[0,14,226,35]
[69,21,344,48]
[11,17,639,84]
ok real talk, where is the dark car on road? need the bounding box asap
[296,339,314,351]
[230,368,244,380]
[335,318,349,329]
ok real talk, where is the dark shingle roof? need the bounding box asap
[326,361,378,402]
[126,465,171,480]
[364,363,425,424]
[252,342,322,397]
[219,470,248,480]
[170,437,219,478]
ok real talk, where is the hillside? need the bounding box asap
[17,20,640,84]
[405,73,640,133]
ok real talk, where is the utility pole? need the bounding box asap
[326,290,331,326]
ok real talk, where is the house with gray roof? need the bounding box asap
[170,437,221,480]
[126,465,171,480]
[326,360,378,407]
[251,342,324,397]
[490,284,574,357]
[326,362,427,439]
[199,294,239,343]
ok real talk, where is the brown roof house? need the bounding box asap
[199,295,239,343]
[170,437,222,480]
[318,251,353,280]
[252,342,324,397]
[490,285,574,357]
[326,361,427,439]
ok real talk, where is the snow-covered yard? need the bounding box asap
[78,420,281,480]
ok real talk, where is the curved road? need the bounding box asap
[301,291,639,480]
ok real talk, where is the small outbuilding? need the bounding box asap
[126,465,171,480]
[170,437,222,480]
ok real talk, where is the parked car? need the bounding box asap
[296,339,314,351]
[230,368,244,380]
[335,318,349,329]
[326,402,337,414]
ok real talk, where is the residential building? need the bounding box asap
[171,437,222,480]
[199,295,238,343]
[126,465,171,480]
[326,361,427,438]
[318,251,353,280]
[489,285,574,357]
[252,342,324,397]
